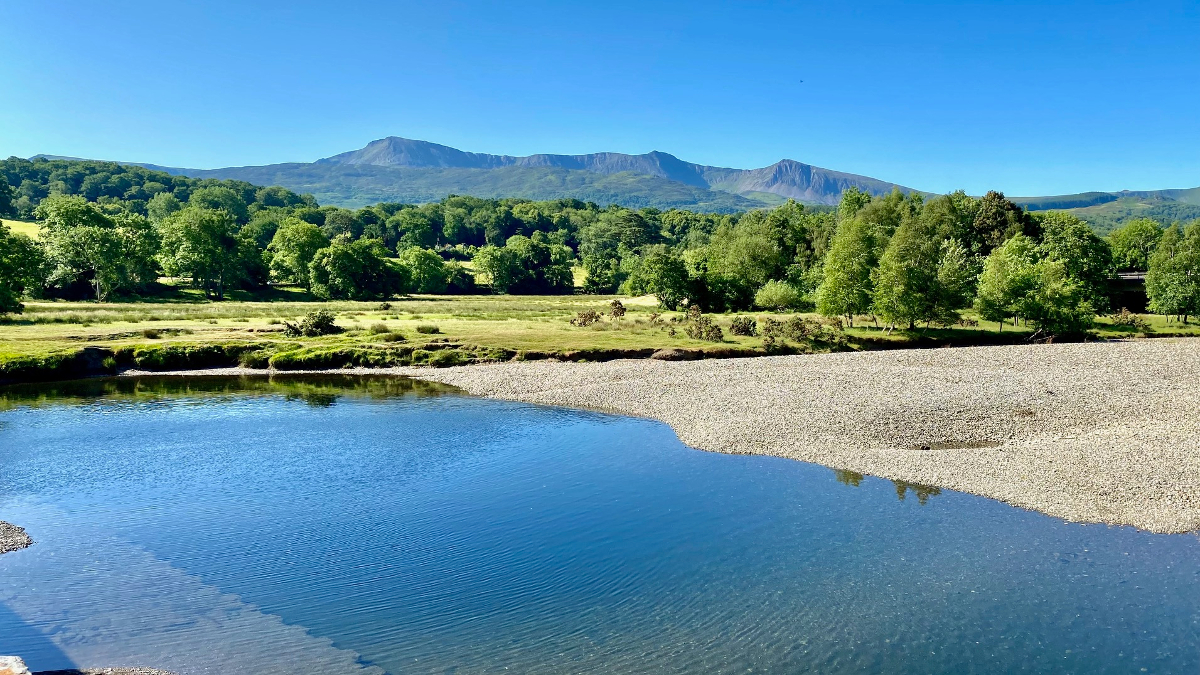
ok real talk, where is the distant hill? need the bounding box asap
[1015,188,1200,235]
[111,136,919,211]
[31,140,1200,229]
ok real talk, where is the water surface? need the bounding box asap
[0,375,1197,673]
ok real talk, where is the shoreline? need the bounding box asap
[402,340,1200,534]
[5,339,1200,535]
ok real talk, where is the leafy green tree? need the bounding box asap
[1145,223,1200,322]
[0,223,45,314]
[0,176,16,217]
[158,206,256,299]
[188,186,250,224]
[837,186,872,222]
[975,234,1039,329]
[267,218,329,291]
[36,195,157,300]
[971,191,1033,256]
[624,244,689,309]
[1023,259,1096,336]
[321,208,362,240]
[473,244,522,293]
[871,209,974,329]
[1107,218,1163,272]
[703,214,787,290]
[146,192,182,223]
[754,280,805,311]
[1036,211,1113,311]
[383,208,439,249]
[473,235,573,294]
[816,217,879,325]
[309,237,409,300]
[397,246,449,293]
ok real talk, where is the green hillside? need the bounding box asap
[1064,197,1200,235]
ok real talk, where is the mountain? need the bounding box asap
[140,137,918,211]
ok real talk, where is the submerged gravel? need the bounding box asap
[0,522,32,555]
[402,340,1200,534]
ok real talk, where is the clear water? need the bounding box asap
[0,375,1197,674]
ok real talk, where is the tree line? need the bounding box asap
[1,157,1197,336]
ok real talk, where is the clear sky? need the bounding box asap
[1,0,1197,196]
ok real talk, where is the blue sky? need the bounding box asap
[1,0,1197,196]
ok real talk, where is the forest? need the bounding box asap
[1,156,1198,338]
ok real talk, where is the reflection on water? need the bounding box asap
[1,376,1198,674]
[834,469,941,504]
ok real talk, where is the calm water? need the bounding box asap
[0,376,1197,674]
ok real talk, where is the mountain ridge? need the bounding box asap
[314,136,915,204]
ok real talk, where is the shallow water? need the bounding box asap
[0,375,1197,674]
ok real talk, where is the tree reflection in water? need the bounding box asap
[833,469,941,505]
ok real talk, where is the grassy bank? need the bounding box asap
[2,293,1197,383]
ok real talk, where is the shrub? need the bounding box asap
[141,328,162,339]
[571,310,602,327]
[282,310,342,337]
[416,324,440,334]
[377,302,393,311]
[754,280,806,311]
[730,316,757,336]
[685,314,724,342]
[1109,308,1151,331]
[375,331,405,342]
[609,299,627,321]
[368,322,391,334]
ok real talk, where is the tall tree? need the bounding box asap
[309,237,409,300]
[36,195,157,300]
[974,234,1039,329]
[816,217,879,325]
[1036,211,1114,311]
[872,210,973,330]
[158,206,255,299]
[971,191,1033,256]
[1107,218,1163,272]
[1146,223,1200,322]
[267,218,329,291]
[0,223,45,314]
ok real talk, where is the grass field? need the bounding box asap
[3,290,1197,377]
[2,218,39,238]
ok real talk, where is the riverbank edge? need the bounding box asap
[5,339,1200,536]
[10,324,1184,386]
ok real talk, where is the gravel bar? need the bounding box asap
[0,522,32,555]
[399,340,1200,534]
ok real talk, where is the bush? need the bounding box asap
[1109,308,1152,331]
[754,280,806,311]
[609,299,627,321]
[141,328,162,339]
[416,324,440,334]
[367,322,391,334]
[685,313,724,342]
[730,316,757,336]
[282,310,342,337]
[571,310,602,327]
